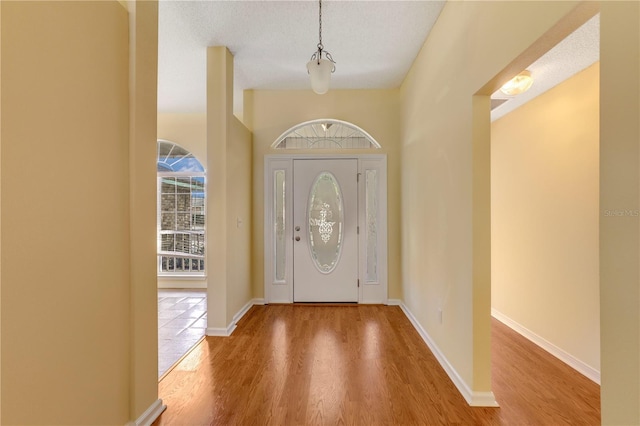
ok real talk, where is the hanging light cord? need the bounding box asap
[309,0,335,69]
[317,0,323,54]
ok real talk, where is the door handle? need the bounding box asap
[295,236,301,241]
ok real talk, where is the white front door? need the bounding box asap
[293,159,358,302]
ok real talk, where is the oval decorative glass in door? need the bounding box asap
[307,172,344,273]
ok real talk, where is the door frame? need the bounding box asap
[264,154,388,304]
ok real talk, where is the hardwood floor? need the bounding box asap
[154,305,600,425]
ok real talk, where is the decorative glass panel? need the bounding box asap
[274,170,286,282]
[273,120,382,150]
[366,170,378,282]
[308,172,344,273]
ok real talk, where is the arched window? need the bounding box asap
[272,119,382,150]
[157,140,206,275]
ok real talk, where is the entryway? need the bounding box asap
[264,154,388,304]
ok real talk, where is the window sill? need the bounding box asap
[158,275,207,281]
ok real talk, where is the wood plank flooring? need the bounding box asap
[154,305,600,425]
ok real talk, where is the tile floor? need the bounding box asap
[158,289,207,378]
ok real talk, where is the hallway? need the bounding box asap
[154,305,600,425]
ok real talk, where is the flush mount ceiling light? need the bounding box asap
[306,0,336,95]
[500,70,534,95]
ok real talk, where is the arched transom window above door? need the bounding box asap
[272,119,382,150]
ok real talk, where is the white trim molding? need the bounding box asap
[206,325,235,337]
[233,298,262,324]
[492,308,601,384]
[396,301,499,407]
[126,398,166,426]
[157,277,207,290]
[206,298,264,337]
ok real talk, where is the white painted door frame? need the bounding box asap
[264,154,388,304]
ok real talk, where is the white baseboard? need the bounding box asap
[266,299,291,304]
[206,298,264,337]
[491,308,601,384]
[206,326,231,336]
[386,298,402,306]
[232,298,263,323]
[397,301,499,407]
[126,398,166,426]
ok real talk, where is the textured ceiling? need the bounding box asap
[158,2,599,120]
[158,0,446,115]
[491,14,600,121]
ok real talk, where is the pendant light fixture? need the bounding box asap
[307,0,336,95]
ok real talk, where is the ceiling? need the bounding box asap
[158,2,599,120]
[158,1,446,115]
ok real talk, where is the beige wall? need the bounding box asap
[599,2,640,423]
[128,0,160,420]
[1,1,132,423]
[245,89,401,300]
[400,0,591,399]
[206,46,230,329]
[158,113,207,167]
[492,63,600,374]
[207,47,253,330]
[0,1,3,420]
[227,117,253,323]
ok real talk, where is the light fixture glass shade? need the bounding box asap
[307,58,334,95]
[500,70,534,95]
